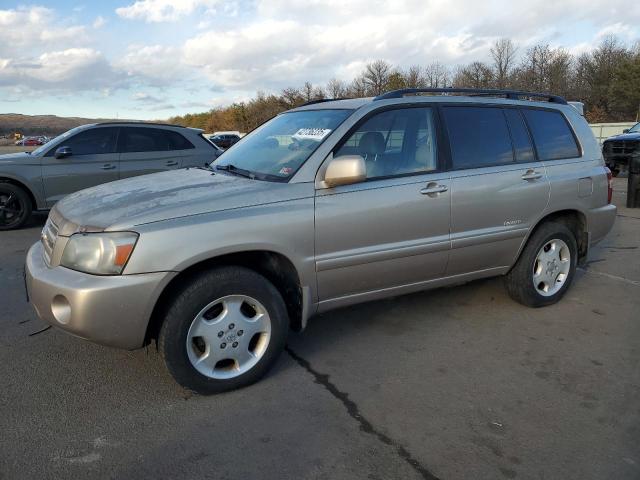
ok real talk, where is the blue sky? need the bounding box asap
[0,0,638,120]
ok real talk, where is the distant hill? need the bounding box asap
[0,113,132,137]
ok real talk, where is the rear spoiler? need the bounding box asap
[568,101,584,116]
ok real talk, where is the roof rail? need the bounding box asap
[299,97,352,107]
[374,88,568,105]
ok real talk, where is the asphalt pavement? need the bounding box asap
[1,178,638,480]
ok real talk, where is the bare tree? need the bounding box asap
[547,48,573,97]
[169,34,640,129]
[404,65,426,88]
[363,60,392,95]
[281,87,304,108]
[348,75,369,97]
[453,62,493,88]
[302,82,325,102]
[325,78,347,98]
[515,44,555,92]
[490,38,517,88]
[424,62,449,87]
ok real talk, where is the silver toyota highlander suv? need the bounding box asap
[25,89,617,394]
[0,122,222,230]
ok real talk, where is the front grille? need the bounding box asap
[41,217,59,265]
[605,140,639,155]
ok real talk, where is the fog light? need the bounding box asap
[51,295,71,324]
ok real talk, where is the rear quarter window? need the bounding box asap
[522,109,580,160]
[165,130,195,150]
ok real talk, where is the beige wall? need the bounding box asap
[590,122,637,145]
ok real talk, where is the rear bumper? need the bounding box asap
[588,203,617,246]
[25,242,175,350]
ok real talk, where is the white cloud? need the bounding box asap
[93,16,106,28]
[116,0,220,22]
[0,6,88,56]
[114,45,187,85]
[2,0,640,117]
[0,48,122,91]
[174,0,640,92]
[132,92,165,104]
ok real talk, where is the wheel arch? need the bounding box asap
[515,209,588,267]
[145,250,305,345]
[0,175,40,210]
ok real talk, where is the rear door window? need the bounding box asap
[521,109,580,160]
[443,106,514,169]
[121,127,174,153]
[504,109,535,163]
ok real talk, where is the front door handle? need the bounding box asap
[420,183,448,196]
[101,164,116,170]
[522,169,543,181]
[166,160,179,166]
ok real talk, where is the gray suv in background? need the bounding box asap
[25,88,616,394]
[0,122,222,230]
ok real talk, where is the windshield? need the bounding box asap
[213,109,353,181]
[629,123,640,133]
[31,125,87,156]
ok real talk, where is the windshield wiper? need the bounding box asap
[215,164,256,179]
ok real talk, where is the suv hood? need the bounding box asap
[604,132,640,142]
[54,167,312,231]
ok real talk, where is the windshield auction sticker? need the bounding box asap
[292,128,331,142]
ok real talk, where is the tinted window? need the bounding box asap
[121,128,176,153]
[335,107,438,179]
[504,109,535,162]
[522,109,580,160]
[165,130,194,150]
[49,127,118,156]
[443,106,513,169]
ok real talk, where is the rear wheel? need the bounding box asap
[0,183,31,231]
[159,266,289,394]
[505,222,578,307]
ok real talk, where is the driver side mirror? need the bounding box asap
[323,155,366,188]
[54,146,72,159]
[623,129,630,134]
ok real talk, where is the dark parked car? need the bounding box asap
[0,122,223,230]
[602,122,640,175]
[210,134,241,149]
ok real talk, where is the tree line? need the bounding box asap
[168,36,640,133]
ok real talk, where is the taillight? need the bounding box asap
[605,167,613,204]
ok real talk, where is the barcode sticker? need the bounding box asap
[292,128,331,141]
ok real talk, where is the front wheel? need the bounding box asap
[505,222,578,307]
[158,266,289,394]
[0,183,32,231]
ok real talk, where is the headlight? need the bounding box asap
[61,232,139,275]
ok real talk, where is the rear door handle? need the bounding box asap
[420,184,448,196]
[522,170,543,181]
[101,164,116,170]
[166,160,179,166]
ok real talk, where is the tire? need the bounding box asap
[0,182,32,231]
[505,221,578,308]
[158,266,289,394]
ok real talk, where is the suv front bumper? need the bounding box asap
[25,242,175,350]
